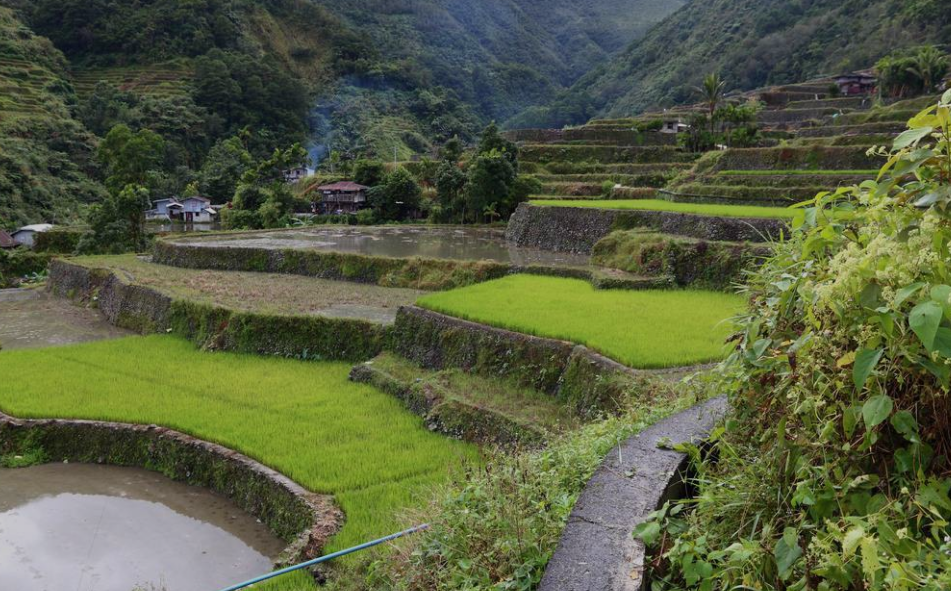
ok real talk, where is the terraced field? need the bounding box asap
[0,335,479,557]
[418,275,744,369]
[0,56,64,117]
[529,198,794,219]
[71,63,194,98]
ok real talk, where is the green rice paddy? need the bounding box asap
[529,199,795,219]
[0,336,478,554]
[417,275,744,368]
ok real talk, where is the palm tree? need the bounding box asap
[695,73,726,131]
[907,46,949,94]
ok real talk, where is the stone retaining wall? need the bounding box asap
[538,396,728,591]
[392,306,663,417]
[49,259,387,362]
[0,411,342,567]
[506,203,786,254]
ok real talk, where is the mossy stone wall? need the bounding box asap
[392,306,658,417]
[506,203,785,254]
[49,260,387,362]
[0,412,341,565]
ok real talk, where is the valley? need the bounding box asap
[1,1,950,591]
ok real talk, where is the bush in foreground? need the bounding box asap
[637,92,951,590]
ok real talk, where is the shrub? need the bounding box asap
[638,92,951,591]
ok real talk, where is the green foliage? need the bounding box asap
[0,7,105,227]
[78,184,151,254]
[368,167,422,222]
[33,229,83,254]
[877,46,949,99]
[196,135,253,203]
[352,160,387,188]
[366,390,692,591]
[0,249,51,288]
[0,335,478,553]
[418,275,744,368]
[639,92,951,591]
[591,231,768,290]
[97,124,166,193]
[224,144,307,229]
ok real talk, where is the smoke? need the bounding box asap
[306,104,334,174]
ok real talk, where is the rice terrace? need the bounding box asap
[2,2,951,591]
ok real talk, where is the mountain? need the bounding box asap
[517,0,951,126]
[0,6,104,227]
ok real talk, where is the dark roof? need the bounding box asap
[836,73,876,82]
[317,181,369,192]
[0,230,14,248]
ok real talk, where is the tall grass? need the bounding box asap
[529,199,795,218]
[417,276,744,368]
[0,336,478,559]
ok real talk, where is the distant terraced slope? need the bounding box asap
[0,7,104,227]
[519,0,948,126]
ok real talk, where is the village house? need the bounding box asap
[146,197,218,223]
[284,167,309,183]
[11,224,54,248]
[0,229,16,249]
[660,119,689,134]
[835,73,876,96]
[313,181,369,214]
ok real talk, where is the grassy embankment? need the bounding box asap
[71,255,423,318]
[0,336,479,568]
[418,275,744,369]
[529,198,795,219]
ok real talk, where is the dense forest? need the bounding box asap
[514,0,951,127]
[0,0,683,227]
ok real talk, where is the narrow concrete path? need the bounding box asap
[539,396,728,591]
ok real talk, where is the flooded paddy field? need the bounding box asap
[0,463,284,591]
[0,289,130,350]
[173,226,591,268]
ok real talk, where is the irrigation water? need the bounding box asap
[174,226,591,267]
[0,463,286,591]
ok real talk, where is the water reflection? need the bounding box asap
[0,463,285,591]
[177,226,591,268]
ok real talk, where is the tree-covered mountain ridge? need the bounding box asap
[513,0,951,128]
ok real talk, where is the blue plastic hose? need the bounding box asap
[215,523,430,591]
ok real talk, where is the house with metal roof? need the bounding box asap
[313,181,369,214]
[11,224,54,248]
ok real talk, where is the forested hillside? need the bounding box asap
[0,6,104,226]
[515,0,951,127]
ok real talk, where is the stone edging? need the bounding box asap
[48,259,387,362]
[539,396,729,591]
[392,306,681,417]
[506,203,787,254]
[0,411,343,568]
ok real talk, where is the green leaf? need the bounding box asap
[853,348,883,391]
[632,520,661,546]
[893,126,934,149]
[842,526,865,559]
[890,410,919,443]
[931,284,951,307]
[919,357,950,387]
[894,283,925,308]
[774,528,802,580]
[931,327,951,357]
[862,395,893,429]
[909,300,943,349]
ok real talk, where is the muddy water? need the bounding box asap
[177,226,591,268]
[0,463,286,591]
[0,289,130,351]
